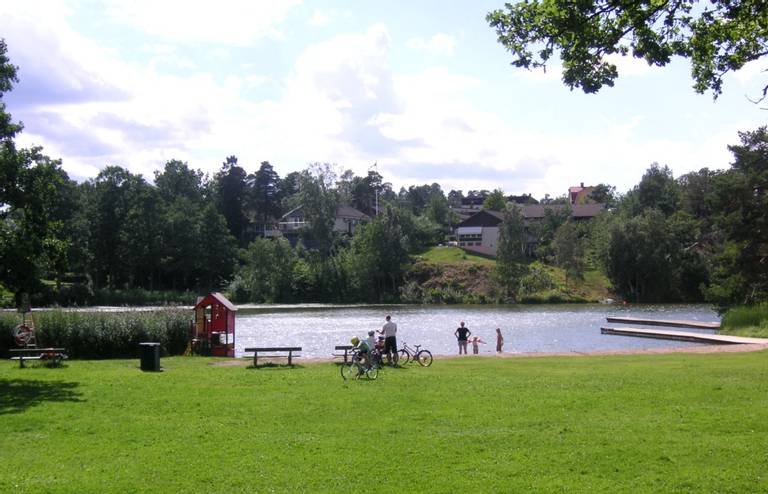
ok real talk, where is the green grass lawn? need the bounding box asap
[416,246,496,265]
[2,352,767,493]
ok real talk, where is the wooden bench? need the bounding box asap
[10,348,68,368]
[244,347,301,367]
[334,345,354,364]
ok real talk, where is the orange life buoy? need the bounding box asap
[13,324,33,346]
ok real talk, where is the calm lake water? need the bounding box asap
[234,304,720,358]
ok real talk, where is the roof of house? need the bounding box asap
[281,205,370,221]
[336,205,369,220]
[522,203,604,218]
[195,292,237,311]
[456,210,504,227]
[280,205,304,219]
[457,204,604,227]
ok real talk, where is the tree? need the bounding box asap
[425,192,450,227]
[553,221,585,288]
[705,127,768,305]
[532,204,571,260]
[213,156,249,245]
[116,175,162,289]
[196,203,237,289]
[154,159,204,203]
[588,184,617,207]
[605,209,680,302]
[296,167,338,256]
[495,204,528,299]
[350,169,384,215]
[0,148,75,303]
[231,237,297,302]
[487,1,768,99]
[345,205,409,301]
[0,39,24,207]
[637,163,680,216]
[447,189,464,208]
[249,161,282,227]
[483,188,507,211]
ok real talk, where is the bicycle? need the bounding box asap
[340,348,379,381]
[397,342,433,367]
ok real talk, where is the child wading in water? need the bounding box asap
[470,336,486,354]
[496,328,504,353]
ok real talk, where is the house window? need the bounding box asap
[458,233,482,242]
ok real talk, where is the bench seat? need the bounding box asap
[243,347,302,367]
[9,348,68,368]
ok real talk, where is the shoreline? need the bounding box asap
[215,342,768,366]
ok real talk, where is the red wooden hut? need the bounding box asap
[193,292,236,357]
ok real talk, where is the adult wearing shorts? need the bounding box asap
[380,315,398,366]
[455,321,471,355]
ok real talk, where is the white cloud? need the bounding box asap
[103,0,302,45]
[406,33,456,57]
[1,3,760,200]
[308,10,331,26]
[604,53,655,77]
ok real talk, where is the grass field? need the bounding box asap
[2,352,767,493]
[416,246,496,265]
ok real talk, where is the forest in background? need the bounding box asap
[1,39,766,309]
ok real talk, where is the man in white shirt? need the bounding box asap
[379,315,399,366]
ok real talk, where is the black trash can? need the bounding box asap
[139,342,161,372]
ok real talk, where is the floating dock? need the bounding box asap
[601,326,768,345]
[605,316,720,330]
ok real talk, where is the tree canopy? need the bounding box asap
[487,0,768,99]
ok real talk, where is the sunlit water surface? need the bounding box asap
[233,304,719,358]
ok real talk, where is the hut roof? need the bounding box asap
[194,292,237,311]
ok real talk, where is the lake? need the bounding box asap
[234,304,720,358]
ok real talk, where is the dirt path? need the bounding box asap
[211,342,767,367]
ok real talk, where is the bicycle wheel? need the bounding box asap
[416,350,433,367]
[341,362,357,381]
[371,350,383,368]
[397,349,410,365]
[365,365,379,380]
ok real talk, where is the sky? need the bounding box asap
[1,0,766,199]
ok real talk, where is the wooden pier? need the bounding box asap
[605,316,720,330]
[601,327,768,345]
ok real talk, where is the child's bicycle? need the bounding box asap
[340,348,380,381]
[397,342,433,367]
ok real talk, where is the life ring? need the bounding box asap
[13,324,33,346]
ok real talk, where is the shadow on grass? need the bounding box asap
[247,363,305,370]
[0,379,83,415]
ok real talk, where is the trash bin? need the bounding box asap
[139,342,161,371]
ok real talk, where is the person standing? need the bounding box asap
[379,315,398,366]
[454,321,471,354]
[496,327,504,353]
[470,336,486,354]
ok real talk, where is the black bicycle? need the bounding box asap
[397,342,433,367]
[340,348,380,381]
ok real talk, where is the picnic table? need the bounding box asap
[243,347,301,367]
[10,348,68,368]
[334,345,354,364]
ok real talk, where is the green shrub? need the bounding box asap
[0,312,21,357]
[721,303,768,337]
[31,309,191,359]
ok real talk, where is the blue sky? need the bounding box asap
[2,0,765,199]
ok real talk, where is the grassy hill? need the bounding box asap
[404,247,612,304]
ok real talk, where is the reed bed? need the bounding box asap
[1,309,190,358]
[721,303,768,338]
